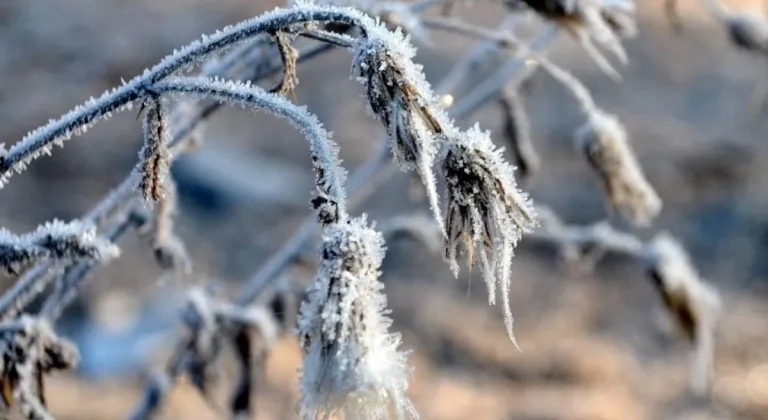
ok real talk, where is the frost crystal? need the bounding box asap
[298,216,416,420]
[442,125,537,347]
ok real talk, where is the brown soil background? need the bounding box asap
[1,0,768,419]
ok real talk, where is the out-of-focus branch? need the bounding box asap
[378,205,722,395]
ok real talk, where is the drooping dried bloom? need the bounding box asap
[644,233,721,395]
[575,109,661,226]
[0,220,120,274]
[442,125,537,347]
[137,95,170,203]
[298,216,415,420]
[505,0,636,79]
[352,24,458,233]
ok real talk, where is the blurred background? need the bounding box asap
[1,0,768,418]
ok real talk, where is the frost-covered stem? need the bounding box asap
[236,142,391,306]
[0,4,380,186]
[300,29,356,48]
[152,77,348,216]
[0,40,334,319]
[530,206,645,257]
[535,56,598,114]
[40,211,146,321]
[0,221,118,274]
[237,28,556,304]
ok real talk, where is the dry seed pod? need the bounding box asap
[645,233,721,395]
[442,125,537,348]
[137,95,170,203]
[575,110,661,226]
[298,216,415,420]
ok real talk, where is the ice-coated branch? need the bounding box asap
[503,0,636,80]
[0,316,79,419]
[0,3,405,187]
[0,221,118,276]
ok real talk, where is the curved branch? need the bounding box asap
[0,4,380,187]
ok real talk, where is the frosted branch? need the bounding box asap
[0,221,118,275]
[0,4,398,187]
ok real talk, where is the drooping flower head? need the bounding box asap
[441,124,537,348]
[575,109,661,226]
[352,22,459,234]
[298,216,416,420]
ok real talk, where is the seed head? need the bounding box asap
[442,124,537,348]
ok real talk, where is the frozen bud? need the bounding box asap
[442,124,537,348]
[575,109,661,226]
[644,233,722,395]
[298,216,416,420]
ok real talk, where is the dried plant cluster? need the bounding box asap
[0,0,734,418]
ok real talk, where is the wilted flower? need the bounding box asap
[505,0,636,79]
[575,109,661,226]
[442,124,537,347]
[644,233,722,395]
[298,216,415,420]
[353,26,458,233]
